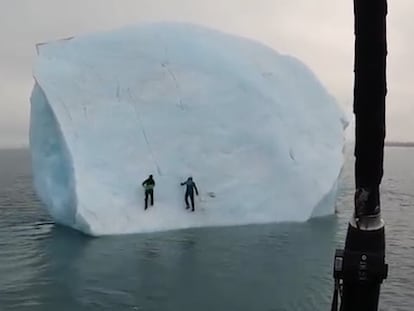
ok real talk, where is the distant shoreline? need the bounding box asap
[0,147,29,151]
[384,142,414,148]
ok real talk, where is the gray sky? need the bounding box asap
[0,0,412,147]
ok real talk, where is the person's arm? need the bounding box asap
[180,181,186,186]
[194,183,199,195]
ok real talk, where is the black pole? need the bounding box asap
[331,1,388,310]
[353,0,387,213]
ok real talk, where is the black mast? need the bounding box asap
[331,1,388,310]
[354,0,387,214]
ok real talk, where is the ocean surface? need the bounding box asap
[0,147,412,311]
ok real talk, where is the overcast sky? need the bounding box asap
[0,0,412,147]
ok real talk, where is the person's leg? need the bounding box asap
[185,193,190,209]
[144,191,149,210]
[150,189,154,206]
[190,194,195,211]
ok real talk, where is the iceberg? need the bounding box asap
[30,22,347,236]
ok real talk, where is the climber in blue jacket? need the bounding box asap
[180,177,199,212]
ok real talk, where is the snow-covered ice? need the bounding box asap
[30,22,347,236]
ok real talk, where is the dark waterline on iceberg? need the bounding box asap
[0,148,413,310]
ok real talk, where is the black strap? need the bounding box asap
[331,279,343,311]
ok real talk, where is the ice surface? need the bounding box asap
[30,22,347,236]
